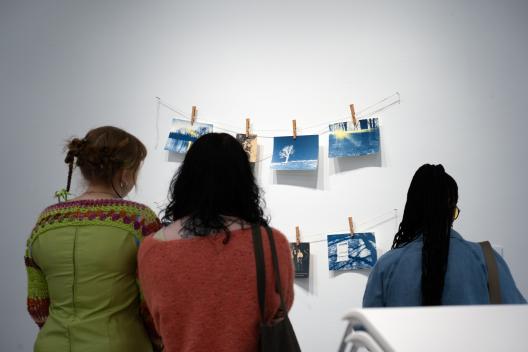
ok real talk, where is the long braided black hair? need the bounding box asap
[392,164,458,305]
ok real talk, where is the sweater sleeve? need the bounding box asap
[136,207,163,351]
[276,231,295,312]
[139,287,163,351]
[25,238,50,328]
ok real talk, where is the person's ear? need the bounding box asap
[121,169,135,187]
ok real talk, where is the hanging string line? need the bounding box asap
[154,92,400,163]
[296,209,399,244]
[149,200,398,245]
[154,92,400,138]
[154,97,161,149]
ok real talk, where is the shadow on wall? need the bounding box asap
[252,144,262,179]
[329,268,371,279]
[167,152,185,163]
[166,143,383,185]
[294,253,372,294]
[272,147,326,190]
[329,146,383,175]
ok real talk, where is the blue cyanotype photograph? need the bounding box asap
[328,118,380,158]
[271,135,319,170]
[165,118,213,154]
[327,232,377,271]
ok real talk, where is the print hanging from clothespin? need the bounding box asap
[328,103,380,158]
[270,119,319,171]
[289,226,310,278]
[190,106,197,125]
[236,117,258,165]
[349,104,358,129]
[326,216,378,271]
[348,216,355,234]
[246,118,250,137]
[164,104,212,154]
[296,226,301,245]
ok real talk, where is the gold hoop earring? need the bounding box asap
[454,206,460,220]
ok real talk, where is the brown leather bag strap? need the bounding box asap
[479,241,502,304]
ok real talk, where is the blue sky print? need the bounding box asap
[328,118,380,158]
[327,232,377,271]
[271,135,319,170]
[164,118,213,154]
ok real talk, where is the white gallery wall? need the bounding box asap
[1,0,527,351]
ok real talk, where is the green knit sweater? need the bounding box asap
[25,199,162,352]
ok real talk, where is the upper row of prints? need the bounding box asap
[164,117,380,170]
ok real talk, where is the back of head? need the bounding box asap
[163,133,267,238]
[392,164,458,305]
[65,126,147,194]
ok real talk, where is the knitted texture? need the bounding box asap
[138,227,295,352]
[25,199,162,350]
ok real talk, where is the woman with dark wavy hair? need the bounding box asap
[138,133,294,352]
[363,164,525,307]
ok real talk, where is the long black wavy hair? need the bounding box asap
[392,164,458,306]
[162,133,268,242]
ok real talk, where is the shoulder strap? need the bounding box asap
[251,224,266,322]
[479,241,502,304]
[264,226,287,311]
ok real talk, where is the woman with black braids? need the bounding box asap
[363,164,525,306]
[25,126,162,351]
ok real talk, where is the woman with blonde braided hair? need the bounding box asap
[25,126,163,352]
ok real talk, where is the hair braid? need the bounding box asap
[66,157,74,192]
[63,127,147,196]
[392,164,458,305]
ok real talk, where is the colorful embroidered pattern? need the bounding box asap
[25,199,161,329]
[29,199,160,240]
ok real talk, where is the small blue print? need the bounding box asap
[165,119,213,154]
[271,135,319,170]
[328,118,380,158]
[327,232,377,271]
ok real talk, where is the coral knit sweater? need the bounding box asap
[138,226,294,352]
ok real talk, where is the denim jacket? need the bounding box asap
[363,230,526,307]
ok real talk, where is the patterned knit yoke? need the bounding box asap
[25,199,162,352]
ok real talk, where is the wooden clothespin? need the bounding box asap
[348,216,355,235]
[292,119,297,139]
[349,104,357,128]
[191,106,197,125]
[246,118,250,137]
[295,226,301,245]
